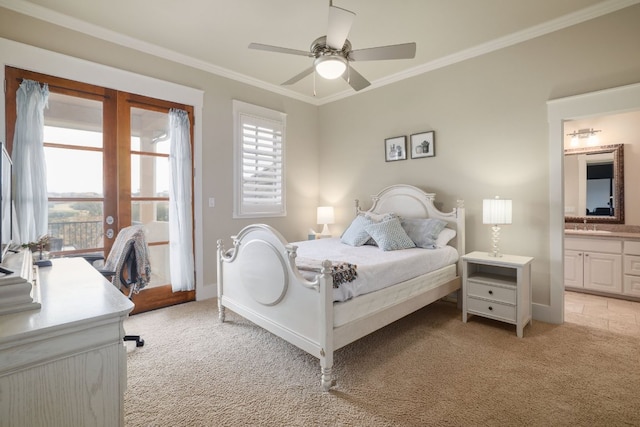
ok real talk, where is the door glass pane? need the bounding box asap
[147,242,170,288]
[48,201,103,252]
[44,92,104,255]
[45,93,103,148]
[131,201,169,229]
[131,154,169,197]
[130,108,169,154]
[44,146,103,195]
[132,200,170,288]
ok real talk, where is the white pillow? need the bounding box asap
[400,218,447,249]
[364,217,416,251]
[435,228,457,248]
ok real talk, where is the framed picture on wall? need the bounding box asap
[385,136,407,162]
[410,131,435,159]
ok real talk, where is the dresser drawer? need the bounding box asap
[624,255,640,276]
[468,280,516,305]
[467,297,516,322]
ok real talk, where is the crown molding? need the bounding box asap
[2,0,638,107]
[316,0,640,105]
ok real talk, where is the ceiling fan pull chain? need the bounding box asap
[313,70,317,97]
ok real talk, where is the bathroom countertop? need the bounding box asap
[564,229,640,239]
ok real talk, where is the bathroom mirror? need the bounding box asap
[564,144,624,224]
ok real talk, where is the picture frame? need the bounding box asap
[410,131,435,159]
[384,136,407,162]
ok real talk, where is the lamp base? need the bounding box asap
[318,223,331,238]
[488,225,503,257]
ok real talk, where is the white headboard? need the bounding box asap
[356,184,465,258]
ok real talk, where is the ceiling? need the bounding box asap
[2,0,638,105]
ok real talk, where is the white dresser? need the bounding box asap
[462,251,534,338]
[0,257,134,427]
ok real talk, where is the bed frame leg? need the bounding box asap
[218,301,226,322]
[321,367,335,391]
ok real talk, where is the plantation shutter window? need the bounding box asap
[233,101,286,218]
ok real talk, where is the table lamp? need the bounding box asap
[483,197,512,257]
[317,206,335,238]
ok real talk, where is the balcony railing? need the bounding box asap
[48,220,103,252]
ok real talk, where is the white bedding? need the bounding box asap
[293,237,459,302]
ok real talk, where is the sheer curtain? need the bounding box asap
[168,108,195,291]
[12,79,49,244]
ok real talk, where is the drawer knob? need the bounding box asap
[488,306,493,311]
[488,290,493,295]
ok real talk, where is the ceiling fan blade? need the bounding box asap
[326,5,355,50]
[343,66,370,91]
[248,43,311,57]
[282,66,315,86]
[350,42,417,61]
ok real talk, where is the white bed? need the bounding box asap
[216,184,465,390]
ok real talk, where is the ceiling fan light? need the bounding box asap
[314,56,347,80]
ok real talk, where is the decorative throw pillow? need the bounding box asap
[435,228,457,248]
[340,215,375,246]
[401,218,447,249]
[362,212,397,245]
[364,217,416,251]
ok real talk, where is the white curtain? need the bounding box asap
[12,79,49,245]
[168,108,195,292]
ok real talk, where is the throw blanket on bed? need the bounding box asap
[296,257,358,288]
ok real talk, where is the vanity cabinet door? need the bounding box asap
[564,250,584,288]
[584,252,622,293]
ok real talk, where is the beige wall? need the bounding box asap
[317,4,640,308]
[1,4,640,314]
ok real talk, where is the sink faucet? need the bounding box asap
[583,219,587,230]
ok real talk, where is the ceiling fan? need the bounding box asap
[248,1,416,92]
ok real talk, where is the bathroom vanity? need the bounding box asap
[565,229,640,299]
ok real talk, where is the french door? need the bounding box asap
[5,66,195,313]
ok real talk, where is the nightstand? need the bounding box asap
[462,251,534,338]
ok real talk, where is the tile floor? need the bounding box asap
[564,291,640,336]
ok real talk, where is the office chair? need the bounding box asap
[84,225,151,347]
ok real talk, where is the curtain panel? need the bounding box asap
[168,108,195,292]
[12,79,49,244]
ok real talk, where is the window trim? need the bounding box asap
[232,100,286,218]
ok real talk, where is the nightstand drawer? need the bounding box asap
[467,280,516,304]
[467,297,516,322]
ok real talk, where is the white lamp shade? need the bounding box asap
[317,206,335,225]
[483,198,512,225]
[314,56,347,80]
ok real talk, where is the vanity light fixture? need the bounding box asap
[483,196,512,257]
[317,206,335,238]
[566,128,601,147]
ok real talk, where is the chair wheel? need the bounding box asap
[136,339,145,347]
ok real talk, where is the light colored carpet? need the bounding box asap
[124,299,640,426]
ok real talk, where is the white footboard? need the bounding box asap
[217,224,336,390]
